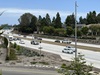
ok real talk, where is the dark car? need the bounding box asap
[37,37,42,40]
[31,40,39,45]
[55,39,60,43]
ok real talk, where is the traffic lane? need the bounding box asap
[2,67,59,75]
[12,39,100,64]
[3,70,58,75]
[12,39,75,60]
[4,29,100,48]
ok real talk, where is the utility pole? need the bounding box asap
[75,1,78,58]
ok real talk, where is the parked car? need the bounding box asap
[62,39,72,44]
[31,40,39,45]
[19,40,25,44]
[62,48,73,54]
[66,46,75,52]
[55,39,60,43]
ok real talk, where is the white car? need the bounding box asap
[66,46,75,52]
[19,41,25,44]
[62,39,72,44]
[62,48,73,54]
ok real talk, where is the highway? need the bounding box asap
[2,29,100,69]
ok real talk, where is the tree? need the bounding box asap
[58,53,92,75]
[81,27,89,36]
[77,29,82,37]
[79,16,87,24]
[4,37,8,48]
[40,17,48,31]
[51,17,56,27]
[55,12,62,28]
[18,13,37,33]
[65,13,75,28]
[97,13,100,23]
[54,28,66,36]
[43,26,55,35]
[45,13,51,26]
[36,15,42,33]
[30,15,37,32]
[66,26,73,36]
[86,11,97,24]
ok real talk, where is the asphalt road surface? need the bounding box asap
[2,29,100,69]
[2,67,60,75]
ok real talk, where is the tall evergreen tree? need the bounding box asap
[51,17,56,27]
[86,11,97,24]
[79,16,87,24]
[65,13,75,28]
[45,13,51,26]
[55,12,62,28]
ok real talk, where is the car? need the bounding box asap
[55,39,60,43]
[16,38,21,40]
[62,48,73,54]
[19,41,25,44]
[66,46,75,52]
[62,39,72,44]
[37,37,42,40]
[31,40,39,45]
[23,35,26,37]
[13,38,18,41]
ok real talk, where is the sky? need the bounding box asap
[0,0,100,25]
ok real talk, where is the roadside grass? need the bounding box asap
[0,69,2,75]
[14,36,100,52]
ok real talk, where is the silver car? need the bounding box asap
[62,48,73,54]
[66,46,75,52]
[19,41,25,44]
[62,39,72,44]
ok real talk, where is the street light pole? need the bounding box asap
[75,1,78,58]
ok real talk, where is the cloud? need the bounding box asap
[0,8,87,17]
[0,8,88,24]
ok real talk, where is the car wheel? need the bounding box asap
[62,51,64,53]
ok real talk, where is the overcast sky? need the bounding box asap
[0,0,100,25]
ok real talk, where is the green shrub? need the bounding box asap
[16,45,20,51]
[13,42,17,48]
[8,48,17,60]
[39,62,49,65]
[30,62,37,64]
[3,37,8,48]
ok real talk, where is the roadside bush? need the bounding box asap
[16,45,20,51]
[39,62,49,65]
[17,47,44,57]
[3,37,8,48]
[58,53,92,75]
[8,48,17,60]
[13,42,17,48]
[54,28,66,36]
[30,62,37,64]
